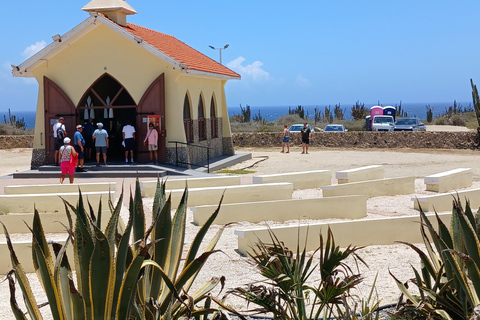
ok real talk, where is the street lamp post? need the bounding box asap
[209,44,229,65]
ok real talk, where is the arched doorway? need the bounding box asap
[78,73,166,163]
[78,73,137,161]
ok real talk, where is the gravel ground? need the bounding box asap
[1,146,479,318]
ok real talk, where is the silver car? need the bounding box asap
[393,118,426,131]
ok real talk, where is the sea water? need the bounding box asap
[228,101,473,122]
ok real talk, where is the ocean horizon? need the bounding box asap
[1,101,473,131]
[228,101,473,122]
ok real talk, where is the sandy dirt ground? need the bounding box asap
[0,145,479,318]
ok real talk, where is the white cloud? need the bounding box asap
[294,74,311,88]
[22,40,47,59]
[226,57,271,82]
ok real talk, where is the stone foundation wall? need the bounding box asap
[232,131,480,149]
[0,135,34,149]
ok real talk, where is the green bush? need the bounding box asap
[449,115,466,126]
[3,178,235,320]
[229,227,379,320]
[392,198,480,319]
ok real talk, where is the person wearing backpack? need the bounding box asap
[53,117,67,166]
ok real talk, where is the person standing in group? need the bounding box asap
[92,122,109,166]
[144,122,159,164]
[122,120,136,164]
[83,117,94,161]
[300,122,311,154]
[281,124,290,153]
[59,137,77,184]
[73,125,87,172]
[53,117,67,165]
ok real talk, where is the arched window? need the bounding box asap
[183,94,193,143]
[198,94,207,141]
[210,95,218,138]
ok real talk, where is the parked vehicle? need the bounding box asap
[289,124,315,133]
[372,115,394,131]
[323,124,347,132]
[393,118,426,131]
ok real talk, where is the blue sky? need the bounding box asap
[1,0,480,112]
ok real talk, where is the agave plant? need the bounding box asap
[392,197,480,320]
[229,227,369,320]
[3,178,234,320]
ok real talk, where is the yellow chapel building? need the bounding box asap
[12,0,240,167]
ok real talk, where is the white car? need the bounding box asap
[289,124,315,133]
[372,116,394,132]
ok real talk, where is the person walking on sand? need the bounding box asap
[73,124,87,172]
[59,137,77,184]
[92,122,109,166]
[122,120,136,164]
[144,123,159,164]
[53,117,67,165]
[281,124,290,153]
[300,122,311,154]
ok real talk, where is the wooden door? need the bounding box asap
[44,76,76,164]
[137,74,166,163]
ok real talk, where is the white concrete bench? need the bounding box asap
[321,177,415,198]
[0,191,115,214]
[424,168,472,192]
[235,212,452,256]
[413,188,480,212]
[167,183,293,209]
[140,176,241,197]
[192,195,367,225]
[252,170,331,189]
[4,182,117,195]
[335,165,384,184]
[0,240,72,274]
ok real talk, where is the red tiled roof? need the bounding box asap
[120,23,240,78]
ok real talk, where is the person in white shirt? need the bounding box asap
[122,120,136,163]
[53,117,67,165]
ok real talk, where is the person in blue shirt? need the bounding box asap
[92,122,109,166]
[73,125,87,172]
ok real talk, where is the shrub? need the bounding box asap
[392,198,480,319]
[229,227,378,320]
[449,115,466,126]
[3,178,235,320]
[434,117,447,125]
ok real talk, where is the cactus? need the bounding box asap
[470,79,480,126]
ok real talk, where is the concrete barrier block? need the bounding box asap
[235,213,452,256]
[140,176,242,197]
[321,177,415,198]
[0,191,115,214]
[424,168,473,192]
[192,195,367,225]
[252,170,332,189]
[167,183,293,209]
[413,188,480,212]
[0,240,73,274]
[335,165,384,184]
[4,182,117,195]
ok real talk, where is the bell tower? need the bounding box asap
[82,0,136,26]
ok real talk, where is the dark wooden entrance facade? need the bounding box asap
[43,73,166,164]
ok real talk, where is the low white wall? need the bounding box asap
[336,165,384,184]
[4,182,117,195]
[0,240,73,274]
[413,188,480,212]
[235,213,452,256]
[0,191,115,213]
[252,170,331,189]
[167,183,293,209]
[321,177,415,198]
[140,176,242,197]
[424,168,472,193]
[192,195,367,225]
